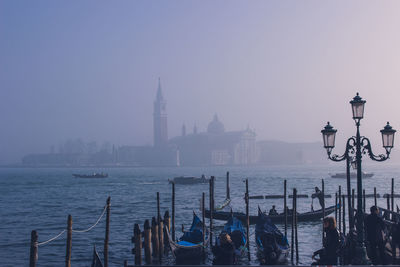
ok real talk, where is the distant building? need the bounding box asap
[153,78,168,147]
[116,78,177,166]
[170,115,257,166]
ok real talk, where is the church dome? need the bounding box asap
[207,114,225,134]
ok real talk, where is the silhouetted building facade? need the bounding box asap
[170,115,257,166]
[153,78,168,147]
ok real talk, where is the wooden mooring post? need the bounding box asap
[104,196,111,267]
[134,224,142,265]
[245,178,250,261]
[363,189,366,213]
[156,192,163,260]
[346,156,352,231]
[392,178,395,215]
[209,177,214,247]
[322,179,325,243]
[335,192,338,222]
[66,215,72,267]
[284,180,287,238]
[29,230,38,267]
[386,195,390,220]
[202,192,206,260]
[352,189,355,212]
[294,188,299,265]
[157,192,161,222]
[374,187,377,207]
[151,217,159,261]
[171,182,175,241]
[163,211,170,250]
[338,186,342,232]
[291,188,295,264]
[144,220,152,264]
[226,172,230,199]
[158,220,163,261]
[342,195,346,235]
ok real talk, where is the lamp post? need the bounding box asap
[321,93,396,264]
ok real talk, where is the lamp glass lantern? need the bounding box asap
[350,93,366,121]
[321,122,337,153]
[381,122,396,153]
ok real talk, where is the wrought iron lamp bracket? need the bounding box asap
[361,137,389,162]
[327,137,356,162]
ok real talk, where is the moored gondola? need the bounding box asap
[166,212,209,263]
[205,205,336,225]
[212,214,247,264]
[255,207,289,265]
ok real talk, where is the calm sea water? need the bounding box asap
[1,163,399,266]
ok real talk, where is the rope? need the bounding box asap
[37,229,66,246]
[36,204,108,246]
[72,205,107,233]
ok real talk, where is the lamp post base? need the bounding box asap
[351,244,370,265]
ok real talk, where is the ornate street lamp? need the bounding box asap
[350,92,366,122]
[321,122,337,154]
[321,93,396,264]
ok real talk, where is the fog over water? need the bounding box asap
[2,1,400,164]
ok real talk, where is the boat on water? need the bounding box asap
[255,207,289,265]
[169,175,209,185]
[167,212,209,263]
[205,205,337,225]
[330,171,373,178]
[213,215,247,264]
[72,173,108,178]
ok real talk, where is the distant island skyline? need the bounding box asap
[18,80,326,167]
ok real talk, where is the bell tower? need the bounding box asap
[153,78,168,147]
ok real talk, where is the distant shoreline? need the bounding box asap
[0,162,333,169]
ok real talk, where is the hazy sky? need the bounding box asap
[1,1,400,163]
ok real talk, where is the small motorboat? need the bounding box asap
[330,172,373,178]
[167,212,209,263]
[213,214,247,265]
[169,175,209,185]
[72,173,108,178]
[255,207,289,265]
